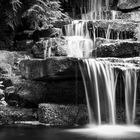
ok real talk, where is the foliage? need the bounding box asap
[0,0,68,49]
[0,0,22,47]
[22,0,68,29]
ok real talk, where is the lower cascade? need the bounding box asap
[79,59,138,126]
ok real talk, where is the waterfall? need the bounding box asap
[79,59,118,124]
[63,21,95,57]
[63,0,121,57]
[123,69,138,124]
[79,59,138,125]
[81,0,109,20]
[65,36,93,57]
[62,0,139,125]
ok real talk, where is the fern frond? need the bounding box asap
[11,0,22,12]
[37,0,49,9]
[31,4,45,12]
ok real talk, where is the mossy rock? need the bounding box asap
[38,104,88,126]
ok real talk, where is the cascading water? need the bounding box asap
[79,59,138,126]
[63,21,95,58]
[63,0,139,129]
[68,59,140,139]
[123,68,138,125]
[63,0,121,58]
[79,59,118,125]
[80,0,109,20]
[63,0,140,139]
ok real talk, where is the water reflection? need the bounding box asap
[0,126,140,140]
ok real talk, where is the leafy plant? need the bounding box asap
[0,0,22,47]
[22,0,68,29]
[0,0,68,49]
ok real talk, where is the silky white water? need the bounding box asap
[123,69,138,125]
[76,59,140,139]
[79,59,118,124]
[63,0,120,58]
[79,59,138,125]
[63,0,139,130]
[62,0,140,138]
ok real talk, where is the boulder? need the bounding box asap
[0,78,13,89]
[19,57,78,80]
[11,78,85,107]
[0,51,15,65]
[0,106,37,125]
[38,103,88,126]
[31,38,68,59]
[47,38,68,57]
[52,20,70,28]
[0,51,32,78]
[19,54,140,81]
[4,86,18,106]
[38,103,140,126]
[15,40,33,51]
[0,100,7,106]
[32,41,44,58]
[0,63,12,77]
[14,80,47,107]
[32,28,60,41]
[93,40,140,57]
[5,86,16,95]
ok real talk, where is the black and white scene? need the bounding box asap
[0,0,140,140]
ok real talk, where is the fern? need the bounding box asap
[22,0,68,29]
[0,0,69,49]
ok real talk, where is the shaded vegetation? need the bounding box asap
[0,0,68,49]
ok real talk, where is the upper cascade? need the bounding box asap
[81,0,111,20]
[58,0,140,58]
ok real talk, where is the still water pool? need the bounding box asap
[0,125,140,140]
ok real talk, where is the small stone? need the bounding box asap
[5,86,16,95]
[38,103,88,126]
[1,97,5,101]
[0,89,4,100]
[8,100,18,107]
[0,100,7,106]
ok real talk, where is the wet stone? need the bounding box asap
[38,103,88,126]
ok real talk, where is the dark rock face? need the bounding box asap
[93,41,140,58]
[52,21,70,28]
[32,28,60,42]
[32,41,45,58]
[19,56,140,82]
[31,38,68,59]
[19,57,78,80]
[19,57,86,107]
[38,104,88,126]
[14,80,48,107]
[0,106,37,125]
[4,79,86,108]
[46,80,85,104]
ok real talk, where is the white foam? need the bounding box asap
[67,125,140,139]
